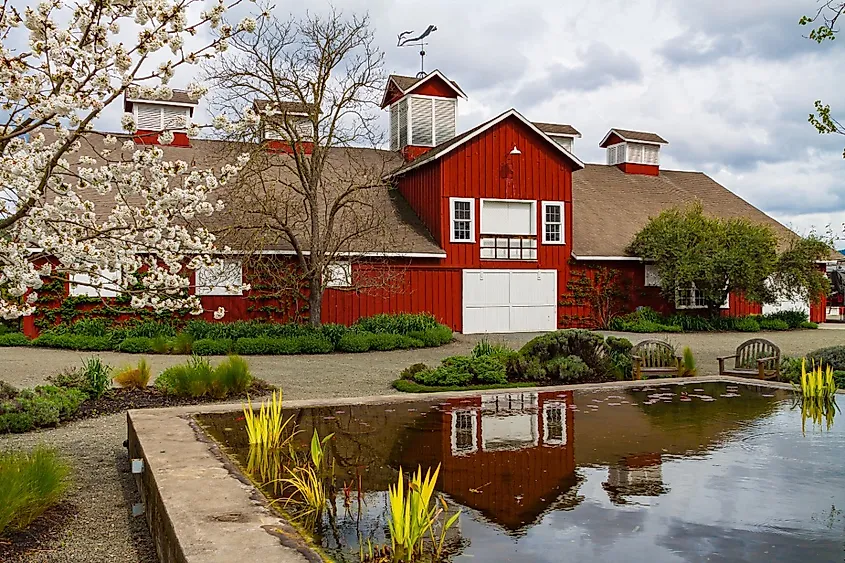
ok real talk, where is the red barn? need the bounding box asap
[24,69,831,336]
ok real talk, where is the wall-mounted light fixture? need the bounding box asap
[509,146,521,155]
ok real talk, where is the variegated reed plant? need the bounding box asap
[387,464,460,562]
[796,359,839,434]
[243,390,294,449]
[279,430,335,515]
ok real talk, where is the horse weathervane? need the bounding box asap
[397,25,437,78]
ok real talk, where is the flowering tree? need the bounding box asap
[0,0,259,320]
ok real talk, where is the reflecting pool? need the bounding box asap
[199,383,845,562]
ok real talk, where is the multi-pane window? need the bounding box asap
[544,403,566,445]
[451,410,477,455]
[196,260,244,296]
[542,201,564,244]
[450,198,475,242]
[675,285,707,309]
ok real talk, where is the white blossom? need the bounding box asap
[237,17,257,32]
[213,306,226,320]
[121,113,137,132]
[158,130,175,145]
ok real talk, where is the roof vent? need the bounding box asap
[123,86,197,146]
[599,128,668,176]
[533,122,581,154]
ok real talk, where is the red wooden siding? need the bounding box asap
[406,75,459,99]
[322,267,463,331]
[600,132,625,147]
[438,115,574,269]
[396,160,442,244]
[617,162,659,176]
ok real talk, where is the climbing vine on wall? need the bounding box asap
[559,265,633,329]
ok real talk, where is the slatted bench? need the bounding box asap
[631,340,682,380]
[718,338,781,380]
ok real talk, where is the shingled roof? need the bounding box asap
[532,122,581,137]
[253,99,316,115]
[600,128,668,147]
[570,164,829,257]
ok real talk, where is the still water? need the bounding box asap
[199,383,845,562]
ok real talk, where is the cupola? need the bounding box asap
[381,69,466,161]
[123,86,197,147]
[253,99,317,153]
[599,128,668,176]
[533,122,581,154]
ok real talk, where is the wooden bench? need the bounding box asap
[718,338,781,380]
[631,340,682,380]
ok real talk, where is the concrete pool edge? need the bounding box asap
[125,375,800,563]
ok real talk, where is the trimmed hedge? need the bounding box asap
[0,333,30,347]
[192,338,233,356]
[30,313,453,355]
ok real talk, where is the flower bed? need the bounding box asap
[0,313,454,355]
[393,330,636,392]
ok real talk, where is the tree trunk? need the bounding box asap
[308,283,323,328]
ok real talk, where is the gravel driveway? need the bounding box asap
[1,327,843,561]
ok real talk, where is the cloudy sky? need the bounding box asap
[101,0,845,243]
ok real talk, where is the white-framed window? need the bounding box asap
[195,260,244,296]
[676,283,730,309]
[542,201,565,244]
[480,199,536,236]
[450,197,475,243]
[551,136,573,153]
[675,284,707,309]
[644,264,662,287]
[450,409,478,456]
[543,401,567,446]
[69,269,122,297]
[325,262,352,288]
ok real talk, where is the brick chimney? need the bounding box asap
[600,128,668,176]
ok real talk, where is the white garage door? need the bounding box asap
[462,269,557,334]
[762,296,809,316]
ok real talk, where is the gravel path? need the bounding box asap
[1,327,843,561]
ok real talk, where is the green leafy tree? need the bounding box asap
[627,204,831,315]
[800,3,845,156]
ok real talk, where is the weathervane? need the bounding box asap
[397,25,437,78]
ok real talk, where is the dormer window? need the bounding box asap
[532,122,581,155]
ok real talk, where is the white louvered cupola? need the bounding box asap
[124,87,197,133]
[382,70,466,158]
[599,128,669,175]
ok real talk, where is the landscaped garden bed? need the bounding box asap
[0,355,272,434]
[0,313,453,355]
[393,330,640,392]
[608,307,817,333]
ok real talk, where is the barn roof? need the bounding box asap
[532,122,581,137]
[387,109,586,178]
[599,128,668,147]
[253,99,316,115]
[570,164,832,258]
[381,70,467,107]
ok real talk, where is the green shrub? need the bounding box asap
[295,335,333,354]
[800,321,819,329]
[469,355,508,384]
[210,355,252,398]
[192,339,233,356]
[155,355,252,398]
[45,368,86,392]
[807,346,845,371]
[544,355,591,382]
[471,338,512,358]
[395,335,425,349]
[232,337,269,355]
[319,323,348,347]
[681,346,697,376]
[0,446,71,535]
[413,365,473,387]
[80,356,112,399]
[113,359,152,389]
[734,317,761,332]
[763,309,808,329]
[408,325,453,347]
[185,320,319,341]
[759,318,790,331]
[32,334,111,351]
[835,371,845,390]
[780,356,803,384]
[367,333,402,351]
[264,338,301,355]
[0,333,30,347]
[150,335,171,354]
[0,381,17,400]
[353,312,441,335]
[0,386,85,433]
[171,332,194,354]
[508,330,617,384]
[124,320,177,339]
[400,363,429,380]
[336,332,372,353]
[606,336,633,380]
[117,337,153,354]
[64,317,111,337]
[666,314,713,332]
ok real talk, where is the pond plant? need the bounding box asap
[243,390,293,449]
[387,464,461,562]
[796,359,839,433]
[279,430,334,516]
